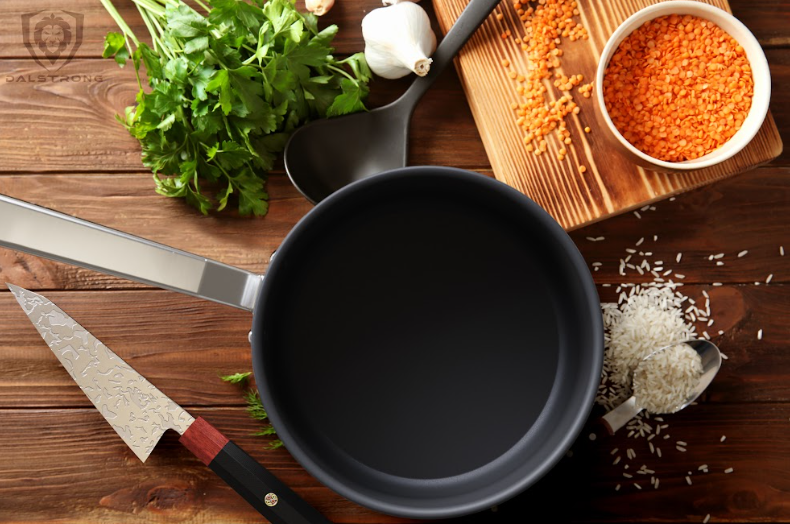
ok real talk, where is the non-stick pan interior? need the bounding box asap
[252,167,602,518]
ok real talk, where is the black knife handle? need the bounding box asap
[180,417,331,524]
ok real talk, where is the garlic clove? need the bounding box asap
[362,2,437,79]
[306,0,334,16]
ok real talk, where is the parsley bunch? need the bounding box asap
[101,0,371,216]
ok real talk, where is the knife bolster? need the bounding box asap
[179,417,230,465]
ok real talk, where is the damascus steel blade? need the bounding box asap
[8,284,194,462]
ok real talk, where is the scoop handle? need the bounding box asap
[0,194,261,311]
[398,0,501,109]
[601,396,644,435]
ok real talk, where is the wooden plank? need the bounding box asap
[1,403,790,522]
[569,166,790,285]
[0,290,253,407]
[0,407,408,524]
[0,0,366,59]
[0,0,786,60]
[432,0,783,230]
[0,53,787,174]
[493,402,790,523]
[0,282,787,408]
[0,59,486,173]
[0,167,788,291]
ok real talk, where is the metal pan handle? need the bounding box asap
[0,195,261,312]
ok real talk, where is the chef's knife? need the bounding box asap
[7,283,330,524]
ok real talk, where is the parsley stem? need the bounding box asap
[100,0,140,46]
[326,63,356,82]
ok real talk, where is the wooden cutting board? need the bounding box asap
[432,0,783,230]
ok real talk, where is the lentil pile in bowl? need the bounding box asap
[594,1,771,171]
[604,14,752,162]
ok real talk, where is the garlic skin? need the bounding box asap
[362,2,437,79]
[382,0,420,5]
[305,0,334,16]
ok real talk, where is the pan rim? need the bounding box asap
[252,166,603,518]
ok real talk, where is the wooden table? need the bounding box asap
[0,0,787,522]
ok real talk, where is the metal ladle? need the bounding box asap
[283,0,500,204]
[600,339,723,435]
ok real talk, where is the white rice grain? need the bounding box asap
[758,329,763,340]
[766,274,773,284]
[724,467,734,474]
[703,514,710,524]
[686,476,692,485]
[738,250,748,258]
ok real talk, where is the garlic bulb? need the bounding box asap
[305,0,334,16]
[362,2,437,79]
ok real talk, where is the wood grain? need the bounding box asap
[0,0,366,59]
[0,282,786,410]
[1,168,788,294]
[0,0,786,59]
[0,290,253,407]
[0,408,407,524]
[0,59,486,173]
[2,403,790,522]
[432,0,783,230]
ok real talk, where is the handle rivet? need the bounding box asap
[264,492,279,507]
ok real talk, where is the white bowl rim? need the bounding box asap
[594,0,771,170]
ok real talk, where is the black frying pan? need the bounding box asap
[0,167,603,519]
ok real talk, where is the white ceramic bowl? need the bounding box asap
[594,1,771,171]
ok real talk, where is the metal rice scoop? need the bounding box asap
[600,339,723,435]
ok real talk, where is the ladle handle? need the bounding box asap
[0,194,261,311]
[398,0,501,109]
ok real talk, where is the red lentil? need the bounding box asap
[603,14,753,162]
[500,0,591,158]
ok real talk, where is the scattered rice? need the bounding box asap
[653,235,658,241]
[623,472,633,478]
[636,237,645,246]
[686,476,692,485]
[655,477,659,488]
[615,484,621,491]
[703,514,710,524]
[633,344,703,414]
[738,250,748,258]
[698,464,708,471]
[724,467,734,474]
[657,448,662,458]
[677,446,687,452]
[613,456,621,465]
[676,253,683,263]
[720,435,726,442]
[716,261,724,266]
[677,441,687,446]
[712,283,722,286]
[781,246,785,256]
[634,482,642,489]
[610,448,619,455]
[634,211,642,219]
[589,433,597,441]
[587,236,605,242]
[758,329,763,340]
[713,253,725,259]
[766,274,773,284]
